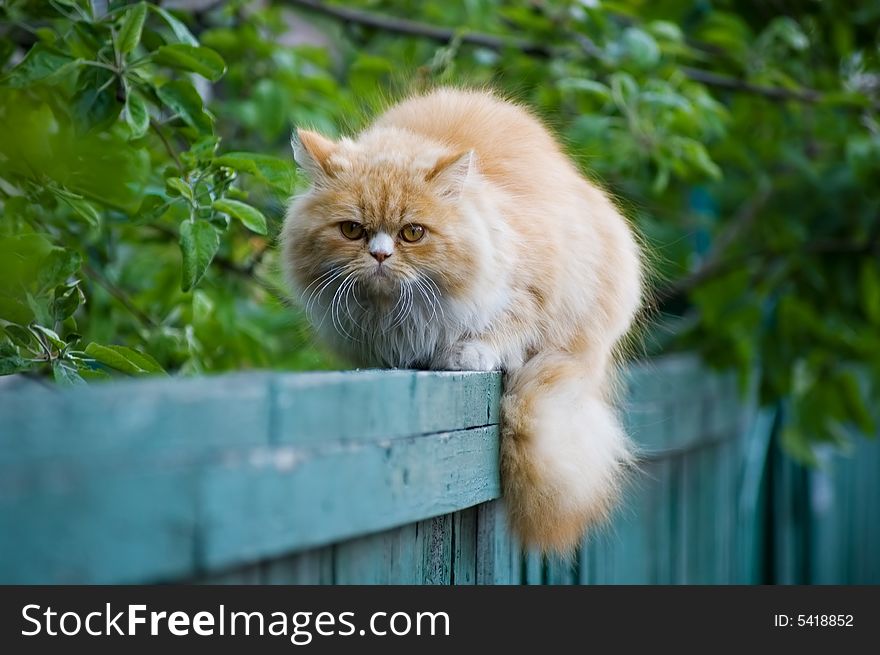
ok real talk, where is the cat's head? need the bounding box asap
[282,126,491,317]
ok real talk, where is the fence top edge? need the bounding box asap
[0,352,707,396]
[0,367,503,400]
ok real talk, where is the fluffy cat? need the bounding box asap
[282,88,644,553]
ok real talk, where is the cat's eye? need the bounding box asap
[340,221,365,240]
[400,224,426,243]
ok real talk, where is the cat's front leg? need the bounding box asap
[434,340,502,372]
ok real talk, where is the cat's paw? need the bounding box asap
[438,342,501,371]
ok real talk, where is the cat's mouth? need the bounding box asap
[359,266,398,296]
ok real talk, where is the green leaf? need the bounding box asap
[77,367,111,381]
[31,324,67,351]
[0,342,34,376]
[780,423,817,465]
[156,80,213,133]
[860,260,880,325]
[60,194,101,228]
[72,67,121,131]
[621,27,661,69]
[212,199,268,235]
[153,44,226,81]
[125,90,150,138]
[37,249,82,292]
[1,45,77,88]
[648,20,683,43]
[84,342,166,375]
[148,5,199,46]
[609,71,638,110]
[838,372,874,435]
[117,2,147,55]
[53,284,83,322]
[214,152,295,195]
[4,324,37,350]
[165,177,193,201]
[179,220,220,291]
[558,78,611,103]
[52,359,87,387]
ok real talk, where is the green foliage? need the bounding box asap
[0,0,343,382]
[1,0,878,459]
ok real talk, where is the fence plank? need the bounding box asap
[476,501,520,584]
[418,514,452,584]
[199,426,500,570]
[451,507,478,585]
[0,373,274,462]
[0,467,199,584]
[273,371,502,446]
[262,548,334,584]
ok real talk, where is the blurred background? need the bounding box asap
[1,0,879,463]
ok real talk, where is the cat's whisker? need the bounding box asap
[306,269,346,316]
[382,283,406,333]
[402,284,415,327]
[312,270,348,332]
[424,276,444,319]
[329,278,346,340]
[348,275,366,312]
[413,277,437,325]
[342,276,362,335]
[388,283,412,331]
[418,274,445,322]
[425,268,452,290]
[299,267,339,302]
[331,272,358,342]
[340,275,361,342]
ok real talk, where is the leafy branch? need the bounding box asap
[284,0,874,110]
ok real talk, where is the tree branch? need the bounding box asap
[212,255,290,306]
[680,67,822,105]
[284,0,868,109]
[654,234,880,305]
[83,263,159,328]
[150,119,183,172]
[284,0,552,56]
[653,185,773,304]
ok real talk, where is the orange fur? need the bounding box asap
[282,88,644,553]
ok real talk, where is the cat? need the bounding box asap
[282,87,644,553]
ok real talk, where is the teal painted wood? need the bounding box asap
[0,370,502,460]
[329,515,452,584]
[262,548,335,584]
[524,551,544,585]
[807,427,880,584]
[475,501,519,584]
[333,522,419,584]
[735,407,776,583]
[0,369,501,583]
[419,515,453,584]
[3,354,877,585]
[272,370,502,446]
[451,508,478,585]
[545,554,576,585]
[199,426,500,569]
[649,459,675,583]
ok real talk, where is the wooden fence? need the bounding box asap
[1,354,877,584]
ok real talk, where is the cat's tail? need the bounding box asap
[500,350,633,554]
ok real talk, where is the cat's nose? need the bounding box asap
[368,232,394,264]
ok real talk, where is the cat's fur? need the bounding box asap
[282,88,643,553]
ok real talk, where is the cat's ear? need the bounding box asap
[426,150,474,200]
[291,128,337,179]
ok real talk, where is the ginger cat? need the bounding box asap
[282,88,644,553]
